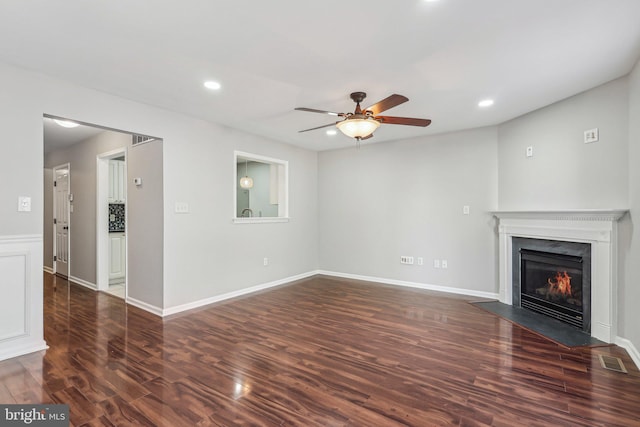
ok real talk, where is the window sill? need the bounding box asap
[233,217,290,224]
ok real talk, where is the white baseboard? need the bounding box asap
[68,275,97,290]
[126,297,163,317]
[615,336,640,370]
[318,270,500,300]
[0,340,48,362]
[43,265,53,274]
[162,271,318,317]
[163,270,498,317]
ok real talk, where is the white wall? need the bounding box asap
[127,140,164,309]
[318,127,499,295]
[163,124,318,308]
[621,60,640,355]
[498,78,629,210]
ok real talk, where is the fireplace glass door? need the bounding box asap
[520,249,584,329]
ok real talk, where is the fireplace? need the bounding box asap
[494,209,626,343]
[512,237,591,333]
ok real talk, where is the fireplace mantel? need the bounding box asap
[493,209,627,222]
[492,209,628,343]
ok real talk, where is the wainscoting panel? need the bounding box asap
[0,235,48,361]
[0,251,28,341]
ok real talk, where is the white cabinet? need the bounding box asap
[109,232,126,283]
[108,160,126,203]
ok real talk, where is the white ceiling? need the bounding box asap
[43,118,109,154]
[4,1,640,151]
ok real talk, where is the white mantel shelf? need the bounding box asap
[492,209,628,222]
[492,209,628,343]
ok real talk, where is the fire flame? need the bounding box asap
[547,271,572,296]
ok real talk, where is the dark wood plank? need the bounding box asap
[1,272,639,426]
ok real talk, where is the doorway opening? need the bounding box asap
[52,164,70,278]
[43,115,131,299]
[43,114,164,312]
[97,149,127,298]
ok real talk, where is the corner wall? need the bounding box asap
[621,60,640,359]
[497,77,629,210]
[318,127,499,295]
[497,75,638,362]
[127,139,164,309]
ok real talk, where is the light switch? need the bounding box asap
[18,196,31,212]
[526,146,533,158]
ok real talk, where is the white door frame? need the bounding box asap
[96,148,127,294]
[52,163,71,277]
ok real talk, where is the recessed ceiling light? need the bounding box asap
[54,119,80,128]
[326,129,337,136]
[478,99,494,107]
[204,80,221,90]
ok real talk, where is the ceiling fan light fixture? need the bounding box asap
[336,117,380,139]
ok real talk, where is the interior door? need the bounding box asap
[54,169,70,277]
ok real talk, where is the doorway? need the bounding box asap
[43,115,164,312]
[52,164,70,278]
[97,149,127,299]
[43,116,130,297]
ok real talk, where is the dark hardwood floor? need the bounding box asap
[1,273,639,426]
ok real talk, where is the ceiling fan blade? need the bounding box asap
[295,107,344,117]
[298,122,338,133]
[365,94,409,115]
[376,116,432,127]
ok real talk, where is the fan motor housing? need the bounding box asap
[350,92,367,104]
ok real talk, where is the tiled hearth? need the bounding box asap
[493,210,627,343]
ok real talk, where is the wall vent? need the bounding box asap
[598,355,627,373]
[132,134,156,146]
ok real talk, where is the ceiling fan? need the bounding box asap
[295,92,431,141]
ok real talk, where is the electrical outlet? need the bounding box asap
[417,257,424,266]
[263,257,269,266]
[434,259,440,269]
[175,202,190,213]
[442,260,448,269]
[584,128,599,143]
[400,256,414,265]
[463,205,470,215]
